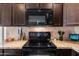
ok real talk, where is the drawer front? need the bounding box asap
[0,49,3,56]
[56,49,72,56]
[4,49,22,56]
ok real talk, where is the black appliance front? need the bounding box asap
[22,32,57,56]
[25,9,53,26]
[29,32,51,43]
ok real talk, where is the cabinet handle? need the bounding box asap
[54,24,57,25]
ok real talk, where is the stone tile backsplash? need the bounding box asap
[4,27,76,40]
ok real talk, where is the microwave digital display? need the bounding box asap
[69,34,79,41]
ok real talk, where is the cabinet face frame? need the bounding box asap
[12,3,26,26]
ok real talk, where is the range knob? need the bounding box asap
[38,10,41,12]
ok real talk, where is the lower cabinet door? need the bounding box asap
[56,48,79,56]
[4,49,22,56]
[0,49,3,56]
[56,49,72,56]
[72,49,79,56]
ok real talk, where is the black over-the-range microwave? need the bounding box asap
[25,9,53,26]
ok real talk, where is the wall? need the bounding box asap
[4,27,21,41]
[4,27,75,41]
[74,27,79,34]
[0,27,3,47]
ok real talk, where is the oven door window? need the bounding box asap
[28,15,47,25]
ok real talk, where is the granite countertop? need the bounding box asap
[3,40,27,49]
[52,40,79,52]
[1,39,79,53]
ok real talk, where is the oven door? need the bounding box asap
[22,46,57,56]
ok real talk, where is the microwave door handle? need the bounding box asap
[37,20,39,25]
[37,20,38,25]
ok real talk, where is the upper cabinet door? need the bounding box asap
[13,4,25,26]
[1,4,11,26]
[0,4,2,25]
[25,3,39,9]
[39,3,53,9]
[53,4,63,26]
[63,4,79,26]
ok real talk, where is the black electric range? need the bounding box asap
[22,32,57,56]
[23,42,56,48]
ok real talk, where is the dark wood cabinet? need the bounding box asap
[25,3,39,9]
[0,4,2,25]
[39,3,53,9]
[53,4,63,26]
[0,3,63,26]
[56,48,79,56]
[56,49,72,56]
[4,49,22,56]
[0,49,3,56]
[25,3,53,9]
[2,48,79,56]
[63,4,79,26]
[72,49,79,56]
[12,4,25,26]
[0,4,11,26]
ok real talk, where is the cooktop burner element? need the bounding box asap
[22,32,57,56]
